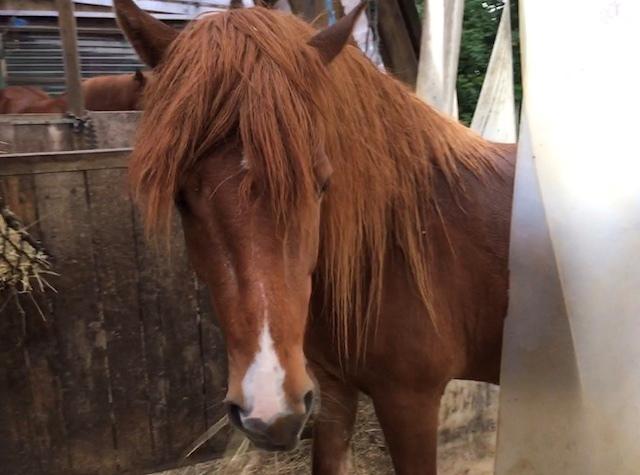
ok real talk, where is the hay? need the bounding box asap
[170,399,393,475]
[157,391,498,475]
[0,197,55,314]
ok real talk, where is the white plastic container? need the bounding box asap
[497,2,640,474]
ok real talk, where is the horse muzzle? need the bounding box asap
[226,390,314,451]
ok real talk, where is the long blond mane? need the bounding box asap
[129,7,501,359]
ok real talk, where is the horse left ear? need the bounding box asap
[114,0,178,68]
[308,2,367,64]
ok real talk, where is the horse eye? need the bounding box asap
[175,191,189,212]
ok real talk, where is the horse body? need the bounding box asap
[0,71,146,114]
[115,1,515,473]
[0,85,66,113]
[81,70,146,111]
[306,143,514,473]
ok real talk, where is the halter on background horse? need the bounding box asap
[115,1,516,473]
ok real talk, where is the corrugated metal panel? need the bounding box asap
[3,28,145,93]
[0,0,245,94]
[73,0,232,15]
[0,10,193,20]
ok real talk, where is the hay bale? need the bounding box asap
[0,197,54,308]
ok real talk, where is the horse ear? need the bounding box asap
[308,2,366,64]
[113,0,178,68]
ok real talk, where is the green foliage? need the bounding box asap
[414,0,522,126]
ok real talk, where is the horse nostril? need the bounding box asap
[227,402,244,428]
[304,389,315,414]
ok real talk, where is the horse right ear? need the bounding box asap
[308,2,366,64]
[113,0,178,68]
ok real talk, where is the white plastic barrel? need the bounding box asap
[470,1,516,143]
[416,0,464,117]
[496,1,640,474]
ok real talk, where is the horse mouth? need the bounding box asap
[248,436,299,452]
[227,405,301,452]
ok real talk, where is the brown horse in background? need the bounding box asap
[0,70,147,113]
[81,70,147,111]
[115,1,516,473]
[0,85,66,113]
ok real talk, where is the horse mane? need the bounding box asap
[129,7,502,359]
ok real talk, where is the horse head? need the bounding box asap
[114,0,365,451]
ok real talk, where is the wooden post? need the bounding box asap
[0,34,6,89]
[377,0,418,87]
[55,0,85,116]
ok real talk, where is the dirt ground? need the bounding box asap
[153,382,498,475]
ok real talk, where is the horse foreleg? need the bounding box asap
[372,387,443,475]
[311,370,358,475]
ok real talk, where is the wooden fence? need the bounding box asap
[0,147,229,474]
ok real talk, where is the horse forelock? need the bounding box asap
[129,6,504,360]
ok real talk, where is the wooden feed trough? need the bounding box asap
[0,139,230,474]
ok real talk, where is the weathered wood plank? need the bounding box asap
[396,0,422,55]
[1,175,38,225]
[132,213,172,461]
[161,218,206,457]
[0,122,16,153]
[0,112,138,155]
[0,114,69,124]
[88,111,139,149]
[0,149,130,176]
[0,292,41,474]
[35,171,117,474]
[1,164,231,473]
[377,0,418,86]
[196,280,229,455]
[133,213,208,463]
[1,174,71,474]
[23,304,71,474]
[14,123,82,153]
[86,168,155,471]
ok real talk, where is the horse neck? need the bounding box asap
[432,139,515,259]
[82,77,132,110]
[83,80,110,110]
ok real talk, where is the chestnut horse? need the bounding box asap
[81,70,147,111]
[115,1,516,473]
[0,85,66,113]
[0,70,146,113]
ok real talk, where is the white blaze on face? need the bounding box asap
[240,285,288,424]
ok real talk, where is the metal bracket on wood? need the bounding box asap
[66,113,97,148]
